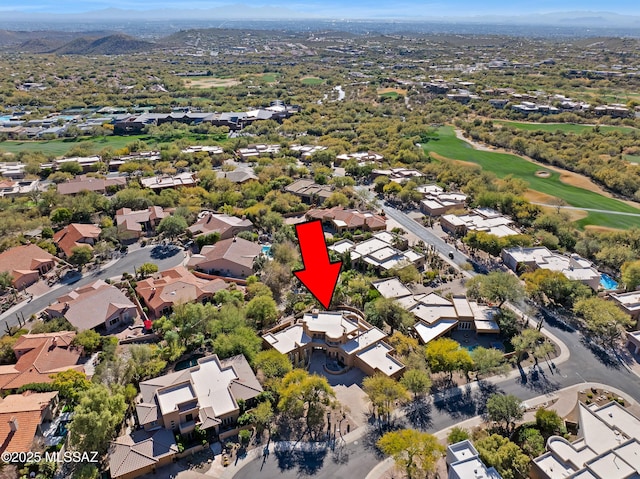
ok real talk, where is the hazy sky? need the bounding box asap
[2,0,640,17]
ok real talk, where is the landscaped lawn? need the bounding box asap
[379,91,400,99]
[422,126,640,229]
[260,73,278,83]
[301,77,324,85]
[624,154,640,164]
[0,134,227,156]
[494,120,637,134]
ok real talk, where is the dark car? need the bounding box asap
[448,252,455,259]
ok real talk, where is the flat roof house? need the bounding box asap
[440,208,518,238]
[0,332,85,392]
[447,440,502,479]
[531,401,640,479]
[46,280,138,332]
[187,237,261,279]
[53,223,101,258]
[263,309,404,378]
[188,213,253,240]
[140,172,196,190]
[136,266,230,318]
[284,179,334,205]
[0,244,56,289]
[502,247,601,291]
[611,291,640,322]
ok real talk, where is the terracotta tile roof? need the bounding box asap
[109,428,178,479]
[187,213,253,238]
[0,244,56,285]
[0,332,83,391]
[136,266,229,314]
[46,280,137,331]
[0,391,58,454]
[306,207,387,231]
[115,207,168,234]
[188,237,261,271]
[53,223,101,257]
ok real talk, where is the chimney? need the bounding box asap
[149,287,156,300]
[9,417,18,432]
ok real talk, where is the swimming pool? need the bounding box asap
[261,245,272,255]
[600,273,618,290]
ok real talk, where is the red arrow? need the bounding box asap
[293,220,342,309]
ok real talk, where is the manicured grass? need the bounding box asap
[0,135,151,156]
[495,120,637,134]
[379,91,400,99]
[0,134,228,156]
[301,77,324,85]
[260,73,278,83]
[625,155,640,164]
[422,126,640,229]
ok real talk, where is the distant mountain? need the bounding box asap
[44,34,156,55]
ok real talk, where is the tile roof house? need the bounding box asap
[136,266,231,318]
[0,391,59,454]
[0,244,57,289]
[56,175,127,195]
[216,168,258,183]
[115,206,168,241]
[120,354,261,474]
[306,207,386,233]
[0,332,84,392]
[109,428,178,479]
[187,237,261,279]
[263,309,404,378]
[45,280,138,332]
[52,223,101,258]
[188,213,253,240]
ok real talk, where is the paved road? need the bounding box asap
[0,246,184,332]
[531,203,640,216]
[378,200,477,273]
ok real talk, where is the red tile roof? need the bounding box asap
[53,223,101,257]
[0,244,56,285]
[0,332,84,392]
[0,391,58,454]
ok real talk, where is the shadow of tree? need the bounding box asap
[272,443,328,474]
[433,385,477,420]
[402,397,433,430]
[579,336,620,369]
[516,365,561,394]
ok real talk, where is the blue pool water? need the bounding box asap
[463,344,479,352]
[0,116,12,122]
[600,273,618,290]
[261,245,272,255]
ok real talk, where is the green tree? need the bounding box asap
[254,350,293,383]
[245,295,279,329]
[389,264,421,284]
[277,369,336,435]
[69,245,93,268]
[50,207,73,225]
[511,329,544,363]
[486,393,524,435]
[0,271,13,292]
[72,330,102,353]
[475,434,530,479]
[157,215,188,240]
[471,346,508,378]
[73,464,99,479]
[466,271,524,308]
[517,427,545,457]
[363,374,410,427]
[522,269,591,308]
[128,344,167,384]
[377,429,445,479]
[447,426,470,444]
[425,338,473,380]
[50,369,92,405]
[573,297,634,345]
[137,262,159,279]
[69,384,127,454]
[195,232,221,250]
[622,260,640,292]
[364,297,413,333]
[535,408,564,437]
[253,400,274,435]
[400,369,432,398]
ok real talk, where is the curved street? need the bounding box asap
[232,204,640,479]
[0,245,184,332]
